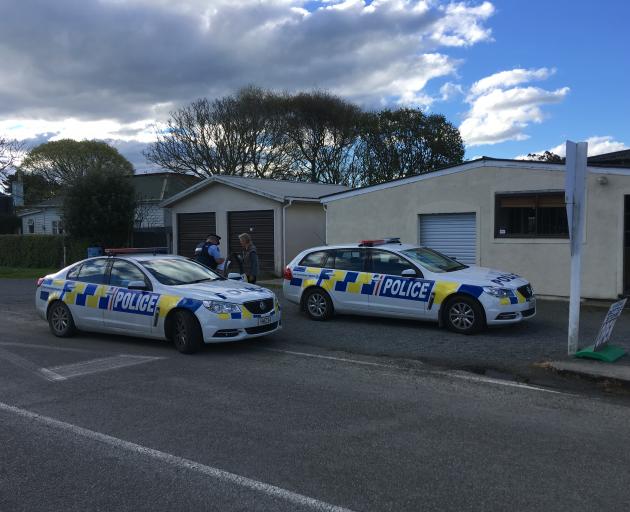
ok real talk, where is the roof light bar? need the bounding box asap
[358,237,401,247]
[104,247,169,256]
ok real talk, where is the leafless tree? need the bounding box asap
[145,87,292,179]
[0,137,24,187]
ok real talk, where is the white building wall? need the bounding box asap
[325,164,630,299]
[20,208,62,235]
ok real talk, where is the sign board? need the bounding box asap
[594,298,627,350]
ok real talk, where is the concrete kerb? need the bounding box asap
[546,358,630,385]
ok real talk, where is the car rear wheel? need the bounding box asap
[171,310,203,354]
[48,301,76,337]
[303,288,333,321]
[444,295,484,335]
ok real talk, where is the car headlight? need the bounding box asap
[483,286,511,298]
[202,300,242,314]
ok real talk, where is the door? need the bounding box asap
[228,210,275,272]
[419,213,476,264]
[177,212,216,258]
[367,249,433,319]
[66,258,110,330]
[325,248,370,313]
[103,259,157,335]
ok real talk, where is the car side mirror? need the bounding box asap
[227,272,243,281]
[127,280,148,291]
[401,269,417,277]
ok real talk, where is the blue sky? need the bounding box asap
[430,0,630,158]
[0,0,627,168]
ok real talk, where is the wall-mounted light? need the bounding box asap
[596,176,609,186]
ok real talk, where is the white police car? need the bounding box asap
[283,239,535,334]
[36,249,281,353]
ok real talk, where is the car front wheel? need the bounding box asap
[444,296,484,334]
[48,301,76,337]
[171,310,203,354]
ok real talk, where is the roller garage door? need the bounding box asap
[419,213,476,264]
[228,210,275,272]
[177,212,216,258]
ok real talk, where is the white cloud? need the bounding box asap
[459,67,569,146]
[469,67,554,97]
[439,82,464,101]
[539,136,628,158]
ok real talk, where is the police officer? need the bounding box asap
[195,234,225,272]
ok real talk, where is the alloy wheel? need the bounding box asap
[307,293,327,318]
[449,302,475,330]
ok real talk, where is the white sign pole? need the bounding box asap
[565,141,588,355]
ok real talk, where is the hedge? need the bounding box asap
[0,235,91,268]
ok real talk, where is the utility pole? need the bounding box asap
[565,141,588,355]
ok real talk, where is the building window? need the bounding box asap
[52,221,59,235]
[27,219,34,234]
[495,192,568,238]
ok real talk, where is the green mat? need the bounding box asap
[575,344,626,363]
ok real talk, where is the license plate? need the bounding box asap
[258,316,272,326]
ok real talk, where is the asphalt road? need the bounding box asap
[2,279,630,511]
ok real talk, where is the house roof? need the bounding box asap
[321,156,630,203]
[161,175,350,207]
[588,149,630,166]
[134,172,201,201]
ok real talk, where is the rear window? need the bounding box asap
[329,249,365,272]
[75,259,109,284]
[299,250,330,268]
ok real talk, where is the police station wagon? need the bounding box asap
[283,239,535,334]
[36,250,281,353]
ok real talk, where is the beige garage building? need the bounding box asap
[161,175,347,276]
[322,158,630,300]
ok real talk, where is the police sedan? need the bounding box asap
[36,250,281,353]
[283,239,535,334]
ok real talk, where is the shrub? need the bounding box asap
[0,236,93,268]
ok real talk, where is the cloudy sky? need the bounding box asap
[1,0,628,170]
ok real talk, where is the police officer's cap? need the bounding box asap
[207,233,221,240]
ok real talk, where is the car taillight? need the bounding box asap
[36,277,45,287]
[283,266,292,280]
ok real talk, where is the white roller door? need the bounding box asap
[419,213,476,264]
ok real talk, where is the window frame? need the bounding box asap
[494,191,569,239]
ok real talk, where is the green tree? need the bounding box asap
[62,169,135,246]
[526,151,564,163]
[20,139,133,186]
[355,108,465,186]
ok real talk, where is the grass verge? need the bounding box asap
[0,267,57,279]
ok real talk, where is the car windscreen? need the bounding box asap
[139,258,222,286]
[400,248,468,273]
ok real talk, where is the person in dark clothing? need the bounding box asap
[238,233,259,284]
[195,234,225,271]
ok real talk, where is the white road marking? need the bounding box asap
[45,354,163,379]
[264,348,571,395]
[0,401,356,512]
[436,370,571,395]
[0,347,62,382]
[263,348,394,369]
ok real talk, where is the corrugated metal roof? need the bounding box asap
[161,175,350,207]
